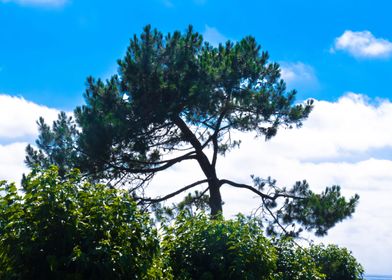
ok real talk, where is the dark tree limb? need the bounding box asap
[135,179,209,203]
[211,106,228,167]
[102,152,197,174]
[220,179,305,201]
[120,150,197,166]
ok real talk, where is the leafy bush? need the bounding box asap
[274,240,364,280]
[274,238,325,280]
[162,213,276,280]
[161,213,364,280]
[309,244,364,280]
[0,167,159,279]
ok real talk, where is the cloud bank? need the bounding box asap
[333,30,392,58]
[0,142,30,182]
[0,94,59,142]
[0,94,59,182]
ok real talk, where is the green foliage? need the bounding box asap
[160,214,364,280]
[0,175,364,280]
[25,112,79,178]
[71,25,312,180]
[144,254,174,280]
[162,213,276,280]
[273,240,364,280]
[27,25,313,202]
[309,244,364,280]
[0,167,159,279]
[274,238,325,280]
[257,179,360,237]
[152,190,211,223]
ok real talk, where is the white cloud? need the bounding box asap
[202,25,228,47]
[0,0,67,7]
[0,94,59,142]
[0,142,29,183]
[269,93,392,161]
[333,30,392,58]
[280,62,318,90]
[0,94,60,183]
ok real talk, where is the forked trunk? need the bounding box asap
[173,116,223,217]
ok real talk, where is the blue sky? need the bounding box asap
[1,0,392,275]
[2,0,392,108]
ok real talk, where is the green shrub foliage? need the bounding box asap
[309,244,364,280]
[160,213,364,280]
[0,167,159,279]
[274,238,325,280]
[162,213,276,280]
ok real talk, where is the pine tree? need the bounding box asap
[27,25,359,236]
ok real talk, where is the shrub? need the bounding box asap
[0,167,159,279]
[274,238,325,280]
[309,244,364,280]
[162,213,276,280]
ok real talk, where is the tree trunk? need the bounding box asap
[209,178,223,217]
[173,116,223,217]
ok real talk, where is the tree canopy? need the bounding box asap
[26,25,359,237]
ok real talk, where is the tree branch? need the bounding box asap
[114,153,197,173]
[174,116,204,152]
[220,179,305,201]
[121,150,196,166]
[173,116,217,180]
[211,107,228,167]
[135,179,209,203]
[220,179,273,200]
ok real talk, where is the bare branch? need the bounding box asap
[136,179,209,203]
[220,179,305,201]
[89,151,197,174]
[211,107,228,167]
[220,179,274,200]
[120,150,196,166]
